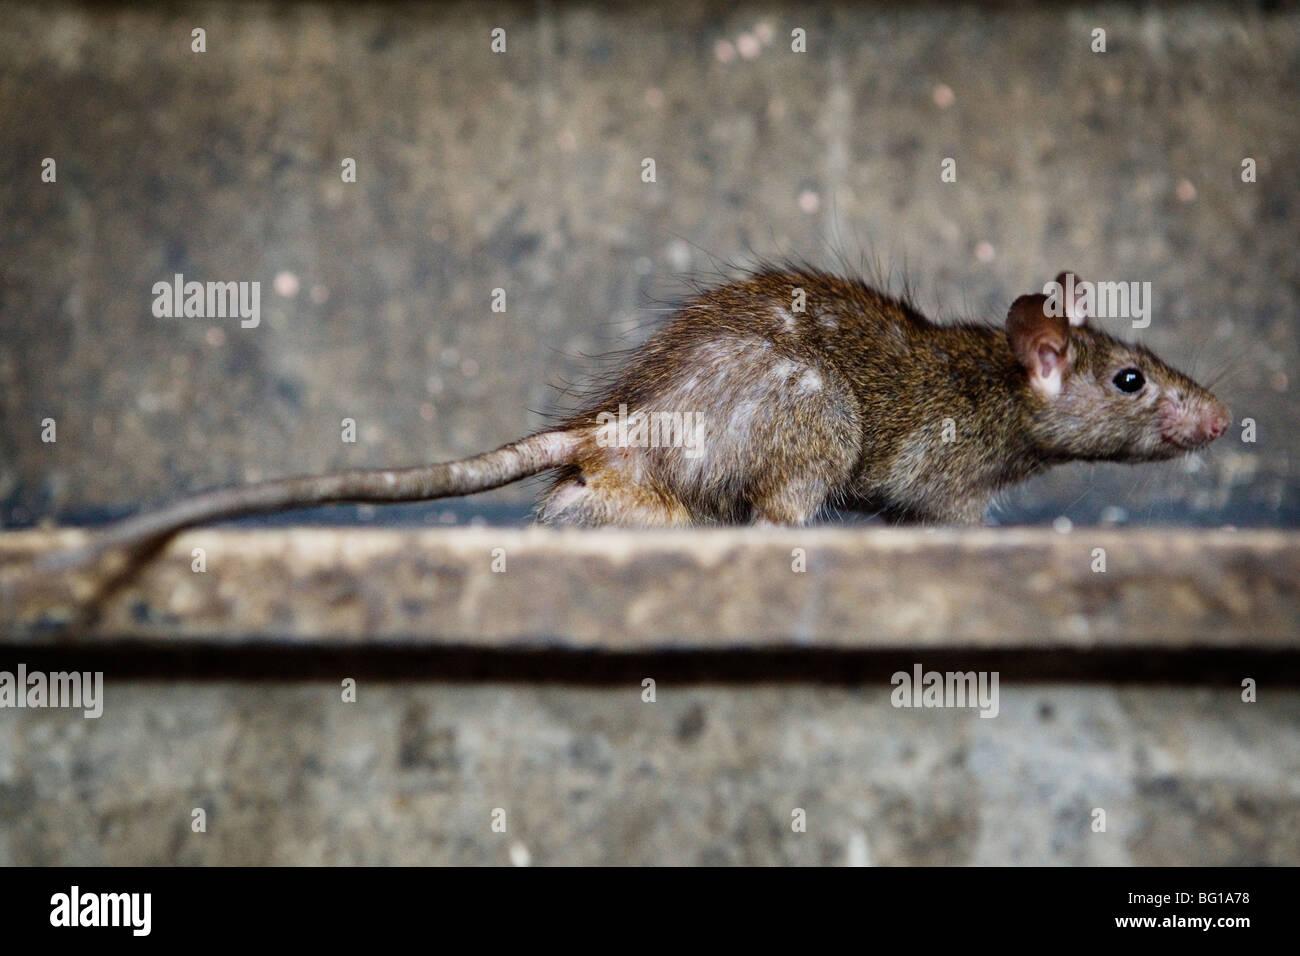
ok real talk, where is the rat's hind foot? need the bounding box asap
[536,469,694,528]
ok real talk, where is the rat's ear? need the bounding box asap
[1053,271,1089,327]
[1007,293,1071,398]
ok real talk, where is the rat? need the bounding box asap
[40,266,1229,573]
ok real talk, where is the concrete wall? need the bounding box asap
[0,1,1295,528]
[6,681,1297,865]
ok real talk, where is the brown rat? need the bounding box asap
[537,267,1229,526]
[43,266,1229,571]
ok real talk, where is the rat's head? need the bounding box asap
[1005,272,1230,463]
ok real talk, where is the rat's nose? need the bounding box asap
[1200,403,1230,441]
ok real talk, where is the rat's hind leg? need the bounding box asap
[739,370,862,527]
[635,353,862,526]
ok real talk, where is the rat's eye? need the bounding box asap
[1113,368,1145,393]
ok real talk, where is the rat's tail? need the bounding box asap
[39,429,584,572]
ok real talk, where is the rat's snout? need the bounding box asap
[1160,390,1230,449]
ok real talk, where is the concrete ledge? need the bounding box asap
[2,527,1296,649]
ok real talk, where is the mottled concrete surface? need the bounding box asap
[0,1,1295,529]
[1,683,1295,865]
